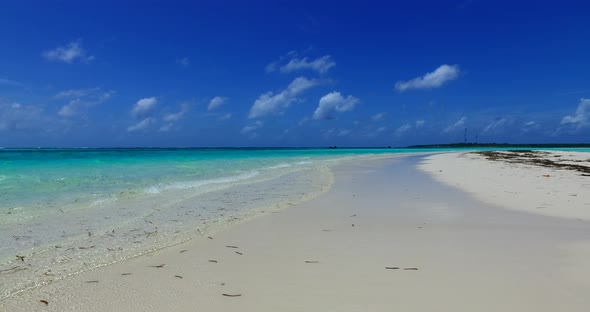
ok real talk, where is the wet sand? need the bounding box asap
[2,155,590,311]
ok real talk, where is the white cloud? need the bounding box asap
[312,91,359,120]
[163,102,190,123]
[241,120,263,134]
[58,99,82,117]
[278,55,335,74]
[249,77,320,118]
[266,51,335,74]
[298,116,309,126]
[159,102,190,132]
[395,123,412,136]
[522,121,540,133]
[395,64,461,92]
[42,40,93,64]
[218,113,232,121]
[57,88,114,117]
[376,126,388,133]
[55,88,98,99]
[177,57,190,67]
[127,118,156,132]
[0,101,46,131]
[483,118,509,134]
[561,98,590,129]
[392,119,425,137]
[371,112,387,122]
[131,97,157,118]
[443,116,466,133]
[208,96,227,111]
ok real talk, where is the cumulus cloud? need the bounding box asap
[56,88,114,117]
[312,91,359,120]
[42,40,93,64]
[127,117,156,132]
[131,97,157,118]
[266,53,335,74]
[443,116,466,133]
[208,96,227,111]
[395,64,461,92]
[249,77,320,118]
[415,119,425,128]
[561,98,590,129]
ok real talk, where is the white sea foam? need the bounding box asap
[265,163,292,170]
[145,170,261,194]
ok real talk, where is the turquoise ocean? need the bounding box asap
[1,147,589,298]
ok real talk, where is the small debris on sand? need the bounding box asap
[222,294,242,297]
[385,267,399,270]
[235,251,243,255]
[39,300,49,305]
[149,264,165,268]
[226,245,239,249]
[305,261,319,263]
[404,268,419,270]
[174,275,183,279]
[209,260,218,263]
[179,250,188,253]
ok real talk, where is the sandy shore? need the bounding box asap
[2,154,590,311]
[419,150,590,221]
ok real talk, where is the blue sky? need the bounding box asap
[1,0,589,147]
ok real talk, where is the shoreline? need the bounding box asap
[0,163,335,301]
[3,153,590,311]
[0,153,407,301]
[419,150,590,221]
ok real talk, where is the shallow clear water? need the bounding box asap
[1,147,588,299]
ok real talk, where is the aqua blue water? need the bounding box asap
[0,148,407,214]
[1,147,589,299]
[2,147,589,219]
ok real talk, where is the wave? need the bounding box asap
[264,163,292,170]
[145,170,260,194]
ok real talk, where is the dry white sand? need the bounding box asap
[419,150,590,221]
[2,155,590,311]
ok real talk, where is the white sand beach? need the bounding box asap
[419,150,590,221]
[2,153,590,311]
